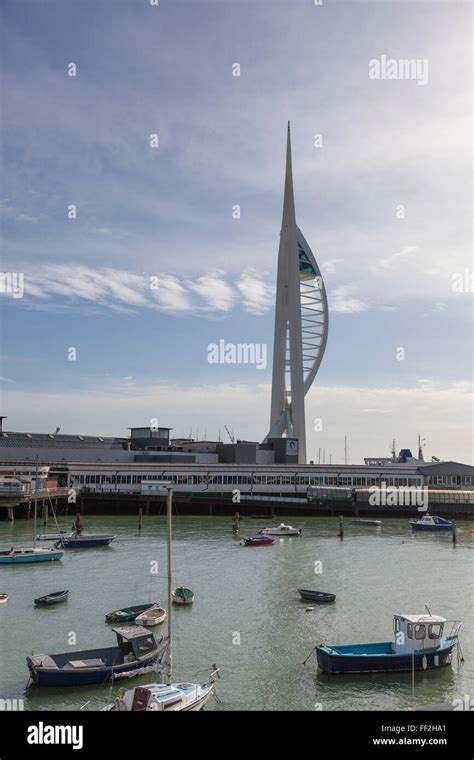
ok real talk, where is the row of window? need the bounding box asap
[72,472,422,487]
[426,475,472,485]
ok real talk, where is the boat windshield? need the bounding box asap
[428,623,444,639]
[134,636,156,655]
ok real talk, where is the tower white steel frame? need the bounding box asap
[265,123,329,464]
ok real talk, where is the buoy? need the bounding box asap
[305,606,314,612]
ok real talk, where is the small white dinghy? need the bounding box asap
[259,523,302,536]
[135,605,167,627]
[0,593,9,604]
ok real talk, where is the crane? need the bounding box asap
[224,425,235,444]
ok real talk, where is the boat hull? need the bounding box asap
[59,535,115,548]
[315,641,457,674]
[0,551,63,564]
[26,654,159,687]
[410,524,452,532]
[34,590,69,606]
[244,536,274,546]
[135,607,166,627]
[298,589,336,603]
[105,603,156,623]
[172,588,194,605]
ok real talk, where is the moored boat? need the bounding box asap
[0,593,9,603]
[259,523,302,536]
[315,614,461,674]
[171,587,194,605]
[135,605,167,627]
[105,676,217,712]
[56,533,116,548]
[0,547,64,564]
[297,589,336,603]
[102,486,217,712]
[36,531,72,541]
[410,515,453,531]
[34,589,69,607]
[26,626,168,686]
[351,519,382,526]
[243,535,274,546]
[105,603,157,623]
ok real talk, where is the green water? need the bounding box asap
[0,515,472,711]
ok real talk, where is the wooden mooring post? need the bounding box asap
[138,507,143,530]
[42,503,48,527]
[337,514,344,539]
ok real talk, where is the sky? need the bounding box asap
[0,0,472,464]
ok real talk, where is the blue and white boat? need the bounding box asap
[104,676,217,712]
[315,614,461,674]
[55,533,115,548]
[410,515,453,531]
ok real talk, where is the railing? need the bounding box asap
[446,620,463,640]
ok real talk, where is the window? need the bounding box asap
[136,636,155,654]
[407,624,413,639]
[414,624,426,640]
[393,618,401,634]
[428,623,443,639]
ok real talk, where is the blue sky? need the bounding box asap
[0,0,472,463]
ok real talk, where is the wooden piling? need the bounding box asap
[42,503,48,527]
[138,507,143,530]
[337,514,344,539]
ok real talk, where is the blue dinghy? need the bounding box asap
[34,589,69,606]
[315,614,461,674]
[410,515,453,531]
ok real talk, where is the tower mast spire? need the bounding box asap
[265,123,329,464]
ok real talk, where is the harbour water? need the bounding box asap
[0,514,472,711]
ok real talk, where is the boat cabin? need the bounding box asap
[392,614,446,655]
[112,626,158,662]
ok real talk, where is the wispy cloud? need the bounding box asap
[236,269,275,315]
[331,285,367,314]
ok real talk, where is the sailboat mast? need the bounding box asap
[33,457,39,548]
[166,486,173,685]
